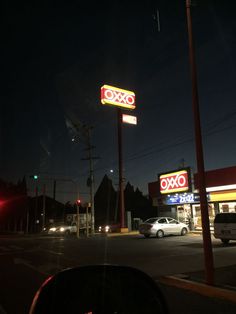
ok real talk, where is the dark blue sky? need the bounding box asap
[1,1,236,203]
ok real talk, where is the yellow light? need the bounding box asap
[160,170,188,179]
[210,190,236,202]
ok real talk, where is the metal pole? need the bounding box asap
[76,202,80,238]
[186,0,214,285]
[87,128,95,235]
[117,108,125,229]
[86,204,89,237]
[42,184,46,230]
[25,195,29,234]
[53,180,56,201]
[26,208,29,234]
[34,185,38,233]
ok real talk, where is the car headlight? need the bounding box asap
[98,226,102,232]
[105,225,110,232]
[60,227,65,232]
[49,227,56,232]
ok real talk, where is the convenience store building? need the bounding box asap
[148,166,236,230]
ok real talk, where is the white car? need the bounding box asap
[139,217,189,238]
[214,212,236,244]
[48,222,77,235]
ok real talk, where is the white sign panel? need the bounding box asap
[122,114,137,125]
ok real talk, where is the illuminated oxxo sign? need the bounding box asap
[159,169,190,194]
[101,85,135,110]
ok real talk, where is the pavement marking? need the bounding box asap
[13,258,49,276]
[13,258,66,276]
[0,246,10,251]
[9,245,22,250]
[41,249,63,255]
[158,275,236,304]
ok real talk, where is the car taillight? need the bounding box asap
[147,224,153,230]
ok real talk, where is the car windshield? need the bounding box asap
[145,218,158,224]
[214,213,236,224]
[2,1,236,314]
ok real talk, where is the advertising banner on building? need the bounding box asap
[164,192,210,205]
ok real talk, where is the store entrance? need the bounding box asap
[192,203,215,230]
[177,205,192,227]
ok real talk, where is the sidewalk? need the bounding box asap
[157,264,236,305]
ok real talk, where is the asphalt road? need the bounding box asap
[0,233,236,314]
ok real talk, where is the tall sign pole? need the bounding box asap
[117,108,125,228]
[101,85,136,232]
[186,0,214,285]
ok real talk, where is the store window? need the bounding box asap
[222,204,229,212]
[192,203,215,229]
[219,202,236,213]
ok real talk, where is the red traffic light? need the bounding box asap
[76,199,81,205]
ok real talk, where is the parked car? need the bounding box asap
[139,217,189,238]
[214,212,236,244]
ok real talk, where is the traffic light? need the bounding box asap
[30,175,39,180]
[76,199,81,205]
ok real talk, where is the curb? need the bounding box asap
[106,231,204,237]
[106,231,139,237]
[158,275,236,304]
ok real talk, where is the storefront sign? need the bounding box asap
[159,169,191,194]
[101,85,136,110]
[164,193,210,205]
[122,114,137,125]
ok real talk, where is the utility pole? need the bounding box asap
[42,183,46,230]
[66,116,99,236]
[34,186,38,233]
[53,180,56,201]
[186,0,214,285]
[81,126,100,236]
[76,201,80,238]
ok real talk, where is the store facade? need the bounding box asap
[148,166,236,230]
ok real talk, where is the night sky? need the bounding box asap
[1,0,236,203]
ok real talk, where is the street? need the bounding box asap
[0,233,236,313]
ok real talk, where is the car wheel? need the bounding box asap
[221,239,230,244]
[181,228,187,236]
[156,230,164,238]
[144,234,150,238]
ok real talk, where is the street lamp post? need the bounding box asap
[186,0,214,285]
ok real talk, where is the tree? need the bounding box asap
[94,175,117,226]
[124,183,155,220]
